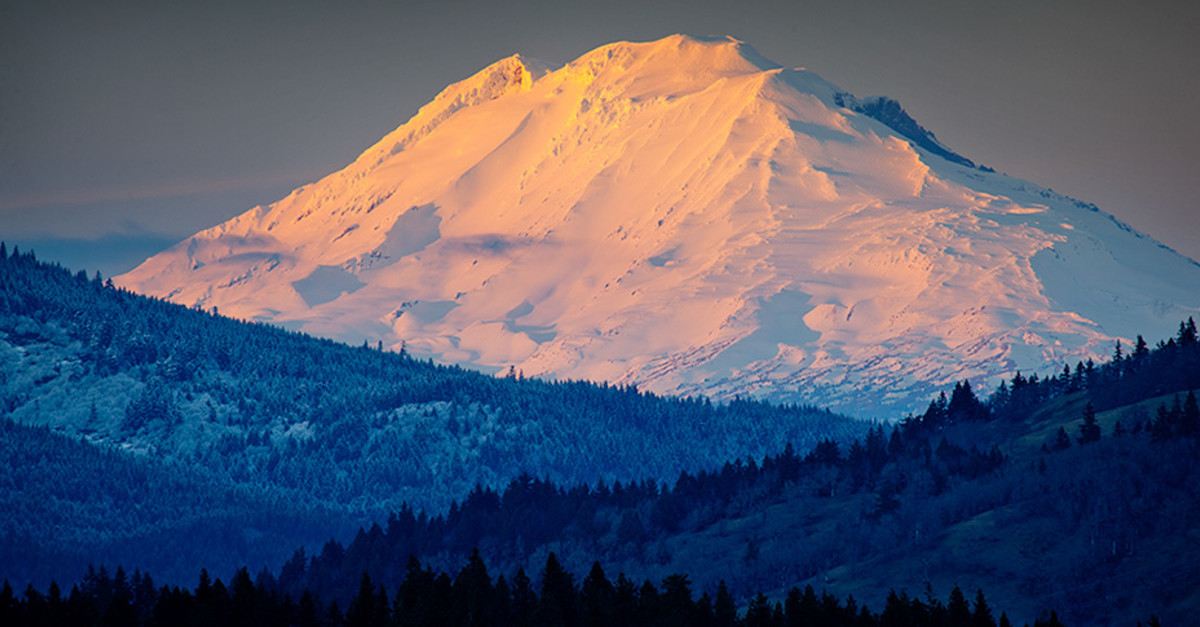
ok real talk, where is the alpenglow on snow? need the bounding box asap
[119,35,1200,416]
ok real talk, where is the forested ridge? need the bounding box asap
[2,245,1198,625]
[0,244,863,585]
[252,315,1200,626]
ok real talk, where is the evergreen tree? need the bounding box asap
[580,562,613,627]
[346,572,387,627]
[744,592,775,627]
[1151,402,1175,441]
[1178,318,1197,346]
[1134,335,1149,360]
[1052,427,1072,451]
[659,574,694,627]
[297,591,321,627]
[637,579,660,625]
[228,567,259,627]
[534,553,575,627]
[947,584,971,627]
[1180,390,1199,436]
[509,568,537,626]
[610,574,639,627]
[713,581,737,627]
[1078,403,1101,444]
[451,549,493,627]
[971,589,996,627]
[948,380,985,422]
[102,566,137,627]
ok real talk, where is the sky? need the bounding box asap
[3,0,1198,279]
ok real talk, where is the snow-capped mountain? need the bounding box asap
[119,35,1200,416]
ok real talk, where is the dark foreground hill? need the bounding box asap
[3,246,1197,625]
[260,319,1200,626]
[0,244,866,586]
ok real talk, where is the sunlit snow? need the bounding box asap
[119,35,1200,416]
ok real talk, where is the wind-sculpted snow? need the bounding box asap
[120,34,1200,416]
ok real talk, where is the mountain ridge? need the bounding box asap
[0,245,864,584]
[119,35,1200,416]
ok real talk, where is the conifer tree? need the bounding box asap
[1052,427,1072,451]
[510,568,537,626]
[1180,390,1199,436]
[345,572,387,627]
[1178,318,1197,346]
[451,549,493,627]
[659,574,694,627]
[1078,403,1101,444]
[971,589,996,627]
[534,553,575,627]
[744,592,775,627]
[580,562,613,627]
[947,585,972,626]
[1135,335,1149,359]
[713,581,737,627]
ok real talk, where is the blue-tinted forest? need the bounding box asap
[2,244,1198,625]
[0,244,862,584]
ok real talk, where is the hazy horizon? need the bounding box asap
[3,0,1198,278]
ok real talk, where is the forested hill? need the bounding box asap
[268,316,1200,627]
[0,244,867,586]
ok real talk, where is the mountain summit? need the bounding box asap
[120,35,1200,415]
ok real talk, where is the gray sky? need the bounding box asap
[3,0,1198,278]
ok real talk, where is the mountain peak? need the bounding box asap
[578,34,781,72]
[361,53,551,160]
[119,37,1200,416]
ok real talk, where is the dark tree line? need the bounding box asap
[269,407,1006,604]
[267,315,1200,621]
[1,552,1062,627]
[985,318,1200,421]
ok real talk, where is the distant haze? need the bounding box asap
[2,0,1198,279]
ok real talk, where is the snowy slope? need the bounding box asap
[119,35,1200,416]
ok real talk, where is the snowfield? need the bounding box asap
[119,35,1200,416]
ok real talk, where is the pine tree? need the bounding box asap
[659,574,694,627]
[948,380,987,422]
[1151,402,1175,441]
[452,549,493,627]
[1078,403,1101,444]
[580,562,613,627]
[1180,390,1199,436]
[1052,427,1072,451]
[346,572,387,627]
[1134,334,1149,360]
[947,585,971,626]
[1178,318,1197,346]
[510,568,537,626]
[534,553,575,627]
[971,589,996,627]
[744,593,775,627]
[713,581,737,627]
